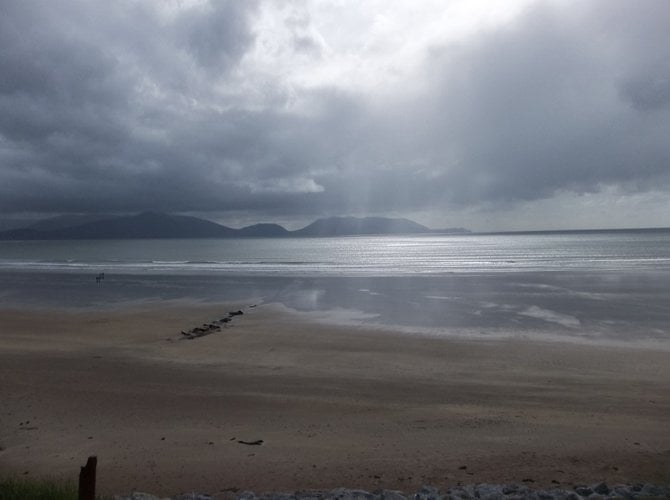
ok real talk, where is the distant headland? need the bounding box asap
[0,212,471,240]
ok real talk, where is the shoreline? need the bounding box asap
[1,302,669,496]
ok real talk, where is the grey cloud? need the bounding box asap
[0,0,668,225]
[179,0,260,72]
[0,0,264,213]
[621,76,670,111]
[395,0,670,206]
[282,4,323,57]
[292,35,322,56]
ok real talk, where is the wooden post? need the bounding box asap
[78,456,97,500]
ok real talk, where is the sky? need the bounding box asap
[0,0,669,231]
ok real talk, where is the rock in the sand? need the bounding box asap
[296,492,329,500]
[113,493,165,500]
[272,493,307,500]
[611,485,630,498]
[473,484,504,500]
[591,482,609,496]
[229,310,244,316]
[444,485,474,500]
[329,488,376,500]
[561,493,581,500]
[174,494,212,500]
[258,494,292,500]
[377,489,407,500]
[501,485,520,495]
[414,485,443,500]
[573,486,592,497]
[639,483,667,496]
[237,492,258,500]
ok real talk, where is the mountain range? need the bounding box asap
[0,212,469,240]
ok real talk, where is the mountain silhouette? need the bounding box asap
[0,212,469,240]
[292,216,430,237]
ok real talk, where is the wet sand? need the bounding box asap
[0,302,669,497]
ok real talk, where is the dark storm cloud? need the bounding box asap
[0,0,266,213]
[0,0,668,220]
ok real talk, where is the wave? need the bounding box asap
[1,232,669,276]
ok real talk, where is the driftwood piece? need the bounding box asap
[238,439,264,446]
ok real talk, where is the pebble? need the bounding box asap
[113,482,670,500]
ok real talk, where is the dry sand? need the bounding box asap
[0,302,669,497]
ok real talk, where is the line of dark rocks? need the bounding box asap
[179,309,247,340]
[114,482,670,500]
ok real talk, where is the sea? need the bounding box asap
[1,230,669,347]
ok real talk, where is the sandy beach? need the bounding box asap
[1,302,669,497]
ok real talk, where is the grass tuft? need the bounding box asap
[0,476,77,500]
